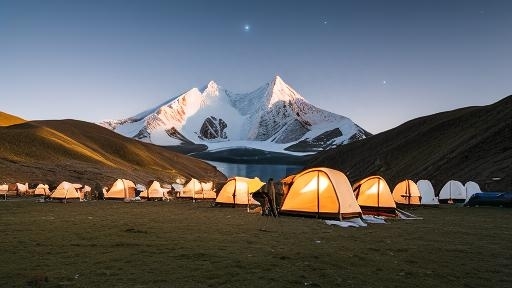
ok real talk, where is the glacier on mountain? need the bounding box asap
[99,76,370,154]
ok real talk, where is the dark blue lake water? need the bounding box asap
[206,161,303,181]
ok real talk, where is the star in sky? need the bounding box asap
[243,24,250,32]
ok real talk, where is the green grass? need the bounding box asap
[1,199,511,288]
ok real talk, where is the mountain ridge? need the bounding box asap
[99,76,370,153]
[307,95,512,192]
[0,118,226,187]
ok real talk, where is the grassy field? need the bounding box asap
[0,199,511,288]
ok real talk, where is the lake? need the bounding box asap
[206,161,304,181]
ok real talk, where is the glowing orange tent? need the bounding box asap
[392,180,421,205]
[215,177,264,207]
[50,181,81,202]
[33,184,51,196]
[352,176,397,217]
[196,181,216,200]
[178,178,202,198]
[139,180,167,199]
[280,167,362,219]
[105,179,136,200]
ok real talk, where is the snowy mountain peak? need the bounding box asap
[267,75,305,106]
[99,77,370,154]
[274,75,284,84]
[201,80,220,95]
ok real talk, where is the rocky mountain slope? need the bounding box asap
[0,118,226,188]
[308,95,512,192]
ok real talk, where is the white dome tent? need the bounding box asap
[417,180,439,205]
[439,180,466,204]
[464,181,482,203]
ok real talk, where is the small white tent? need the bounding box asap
[464,181,482,203]
[439,180,466,204]
[417,180,439,205]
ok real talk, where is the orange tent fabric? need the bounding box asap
[215,177,264,206]
[353,176,397,216]
[392,180,421,205]
[280,167,362,219]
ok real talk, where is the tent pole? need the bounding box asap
[408,181,411,205]
[449,181,452,202]
[193,180,196,203]
[232,178,236,208]
[316,172,320,218]
[377,178,380,208]
[122,179,127,201]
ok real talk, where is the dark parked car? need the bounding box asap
[464,192,512,207]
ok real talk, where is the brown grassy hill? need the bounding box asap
[308,95,512,192]
[0,118,226,188]
[0,111,26,126]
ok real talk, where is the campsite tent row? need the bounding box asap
[0,183,29,197]
[176,178,216,200]
[258,168,484,220]
[49,182,91,201]
[279,170,427,219]
[104,179,173,200]
[7,178,209,202]
[1,182,90,200]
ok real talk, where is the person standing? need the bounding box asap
[266,178,278,216]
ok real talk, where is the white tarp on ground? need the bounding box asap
[362,215,387,224]
[325,215,388,228]
[325,218,368,228]
[396,209,423,220]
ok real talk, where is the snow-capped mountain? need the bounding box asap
[99,76,370,154]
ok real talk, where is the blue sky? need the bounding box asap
[1,0,511,133]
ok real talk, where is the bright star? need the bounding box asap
[244,24,250,32]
